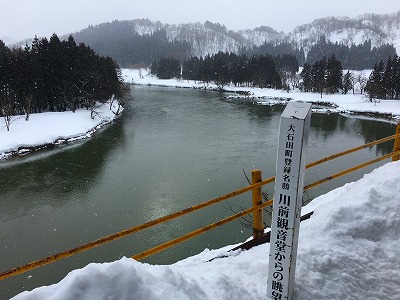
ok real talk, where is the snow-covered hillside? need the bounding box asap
[0,36,17,46]
[7,10,400,60]
[129,20,277,57]
[126,11,400,57]
[287,11,400,55]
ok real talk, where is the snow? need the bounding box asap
[12,160,400,300]
[328,29,385,50]
[122,68,400,119]
[4,70,400,299]
[0,101,122,160]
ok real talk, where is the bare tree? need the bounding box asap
[222,169,272,230]
[58,79,92,113]
[359,74,368,94]
[24,95,34,121]
[350,73,357,94]
[287,72,301,91]
[90,102,104,119]
[1,87,17,131]
[355,73,368,94]
[107,95,125,116]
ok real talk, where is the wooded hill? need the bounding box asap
[67,12,400,70]
[0,34,126,130]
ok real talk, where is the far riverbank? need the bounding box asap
[122,68,400,121]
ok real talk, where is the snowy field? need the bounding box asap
[3,70,400,299]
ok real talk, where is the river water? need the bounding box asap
[0,86,396,298]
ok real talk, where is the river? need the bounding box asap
[0,85,396,298]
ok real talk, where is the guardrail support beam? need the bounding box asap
[252,169,263,239]
[392,122,400,161]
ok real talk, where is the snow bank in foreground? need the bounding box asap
[0,102,122,160]
[13,161,400,299]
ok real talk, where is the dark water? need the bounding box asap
[0,86,396,298]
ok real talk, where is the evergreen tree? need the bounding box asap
[212,52,232,88]
[201,54,214,85]
[300,63,313,92]
[383,56,396,99]
[325,55,342,93]
[312,57,327,98]
[342,70,353,94]
[366,55,400,101]
[394,56,400,99]
[151,57,181,79]
[366,60,386,100]
[182,56,202,81]
[232,55,247,87]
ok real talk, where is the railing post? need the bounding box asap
[252,169,263,239]
[392,122,400,162]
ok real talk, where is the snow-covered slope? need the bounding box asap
[286,11,400,54]
[0,36,17,46]
[128,20,281,57]
[126,11,400,57]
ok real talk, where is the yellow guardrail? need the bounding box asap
[1,123,400,281]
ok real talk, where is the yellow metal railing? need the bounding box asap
[1,123,400,281]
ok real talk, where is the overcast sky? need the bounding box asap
[1,0,399,42]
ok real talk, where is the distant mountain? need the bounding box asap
[71,19,283,62]
[0,36,17,46]
[286,11,400,55]
[69,11,400,69]
[5,10,400,69]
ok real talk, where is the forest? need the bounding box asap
[151,52,300,90]
[366,55,400,100]
[241,42,306,66]
[0,34,126,130]
[306,36,397,70]
[300,55,344,97]
[72,21,191,68]
[150,50,400,101]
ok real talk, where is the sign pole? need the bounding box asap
[267,102,312,300]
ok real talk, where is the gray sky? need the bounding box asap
[1,0,399,41]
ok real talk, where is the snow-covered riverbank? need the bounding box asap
[0,102,122,160]
[122,68,400,120]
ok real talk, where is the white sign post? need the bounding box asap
[267,102,311,300]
